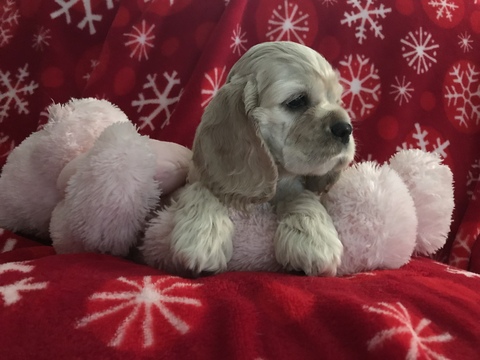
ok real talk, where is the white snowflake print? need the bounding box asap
[444,63,480,128]
[322,0,338,6]
[396,123,450,158]
[132,71,183,131]
[457,32,473,53]
[364,302,453,360]
[427,0,459,22]
[0,262,48,306]
[230,24,248,56]
[0,0,19,47]
[390,76,414,105]
[466,159,480,200]
[340,0,392,44]
[201,66,226,107]
[0,132,15,158]
[401,27,439,75]
[448,252,469,270]
[76,276,202,348]
[50,0,115,35]
[445,267,480,279]
[32,26,51,51]
[0,64,39,123]
[1,238,16,253]
[1,234,17,253]
[449,232,473,268]
[124,20,155,61]
[266,0,310,44]
[338,54,381,119]
[82,59,100,82]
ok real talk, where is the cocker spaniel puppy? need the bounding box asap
[169,41,355,276]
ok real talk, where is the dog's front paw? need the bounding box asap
[274,212,343,276]
[171,221,234,276]
[170,183,234,276]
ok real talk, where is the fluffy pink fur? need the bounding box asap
[0,98,454,276]
[389,149,454,255]
[323,162,417,276]
[0,99,192,258]
[51,122,161,256]
[142,149,454,276]
[0,98,129,239]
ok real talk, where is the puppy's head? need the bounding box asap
[192,41,355,207]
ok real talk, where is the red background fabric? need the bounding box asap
[1,0,480,358]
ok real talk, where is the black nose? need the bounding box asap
[330,122,353,144]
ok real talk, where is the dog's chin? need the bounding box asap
[283,151,354,176]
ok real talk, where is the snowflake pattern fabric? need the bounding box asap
[0,250,478,359]
[0,0,20,48]
[338,53,381,120]
[364,302,453,359]
[76,276,202,349]
[132,71,183,130]
[1,1,480,359]
[265,0,312,44]
[0,261,48,306]
[0,64,38,123]
[340,0,392,44]
[400,27,440,75]
[50,0,116,35]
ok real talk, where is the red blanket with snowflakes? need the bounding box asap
[1,0,480,359]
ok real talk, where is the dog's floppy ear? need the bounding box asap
[191,78,278,208]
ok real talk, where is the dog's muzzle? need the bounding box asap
[330,122,353,144]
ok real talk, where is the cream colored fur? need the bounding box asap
[168,41,355,276]
[170,183,234,274]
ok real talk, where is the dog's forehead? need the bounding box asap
[229,42,334,82]
[257,65,316,99]
[259,55,338,102]
[260,54,334,94]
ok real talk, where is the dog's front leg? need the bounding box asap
[274,190,343,276]
[170,182,234,276]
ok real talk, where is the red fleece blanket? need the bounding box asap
[1,229,480,359]
[1,0,480,358]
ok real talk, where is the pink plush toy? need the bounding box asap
[0,98,454,276]
[0,98,191,256]
[142,148,454,276]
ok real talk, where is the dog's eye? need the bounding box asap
[285,94,308,110]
